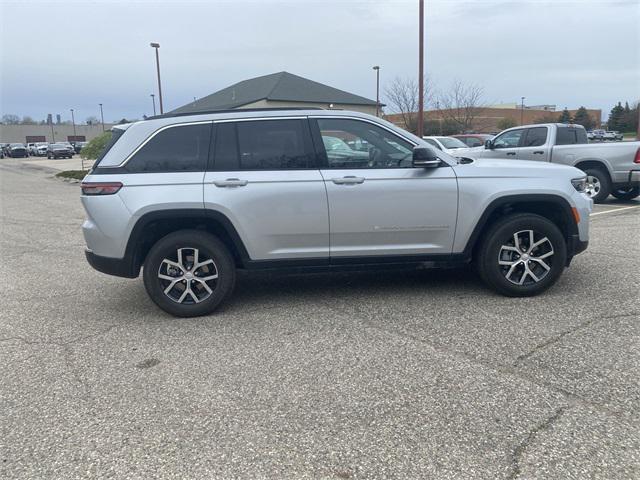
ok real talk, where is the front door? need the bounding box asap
[488,128,525,159]
[311,117,458,259]
[517,126,550,162]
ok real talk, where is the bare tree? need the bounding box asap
[384,76,435,134]
[437,80,485,133]
[1,114,20,124]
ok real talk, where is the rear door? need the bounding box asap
[518,126,550,162]
[203,118,329,262]
[311,117,458,259]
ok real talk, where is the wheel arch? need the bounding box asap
[123,209,251,276]
[574,159,612,181]
[463,194,578,260]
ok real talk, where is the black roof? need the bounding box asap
[170,71,379,114]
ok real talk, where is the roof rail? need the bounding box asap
[146,107,326,121]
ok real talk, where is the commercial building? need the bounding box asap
[171,71,380,116]
[0,123,115,144]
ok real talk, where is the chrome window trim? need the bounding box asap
[103,120,213,168]
[213,116,307,123]
[308,115,418,147]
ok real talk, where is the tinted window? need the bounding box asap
[556,127,587,145]
[213,122,239,170]
[424,138,442,150]
[523,127,547,147]
[126,123,210,172]
[317,118,414,169]
[462,137,483,147]
[493,129,524,149]
[237,120,313,170]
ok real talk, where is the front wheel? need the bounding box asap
[582,167,611,203]
[611,186,640,201]
[143,230,236,317]
[476,214,567,297]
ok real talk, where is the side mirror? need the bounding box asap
[484,139,493,149]
[413,147,441,168]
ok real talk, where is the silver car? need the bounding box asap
[81,109,592,317]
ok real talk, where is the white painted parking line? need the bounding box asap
[591,205,640,216]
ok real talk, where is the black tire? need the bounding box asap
[476,213,567,297]
[143,230,236,317]
[611,186,640,201]
[583,167,611,203]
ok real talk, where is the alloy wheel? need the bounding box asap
[584,175,601,198]
[157,247,218,304]
[498,230,554,285]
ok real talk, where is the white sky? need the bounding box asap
[1,0,638,123]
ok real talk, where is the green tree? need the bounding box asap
[607,102,625,131]
[1,114,20,124]
[572,106,595,131]
[558,108,572,123]
[496,117,518,131]
[81,131,112,160]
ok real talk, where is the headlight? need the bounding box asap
[571,177,587,193]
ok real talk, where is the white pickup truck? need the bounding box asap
[457,123,640,202]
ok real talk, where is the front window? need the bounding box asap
[493,129,524,149]
[316,118,414,169]
[436,137,468,149]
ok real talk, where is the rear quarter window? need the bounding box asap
[556,127,588,145]
[124,123,211,173]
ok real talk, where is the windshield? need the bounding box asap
[437,137,468,149]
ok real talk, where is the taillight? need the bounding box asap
[634,147,640,164]
[81,182,123,195]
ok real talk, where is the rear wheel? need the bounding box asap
[611,186,640,201]
[143,230,236,317]
[476,214,567,297]
[583,167,611,203]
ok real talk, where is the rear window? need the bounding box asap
[556,127,588,145]
[523,127,548,147]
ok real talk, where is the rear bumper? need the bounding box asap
[85,249,138,278]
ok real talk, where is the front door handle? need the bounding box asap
[506,152,516,156]
[533,150,544,154]
[332,176,365,185]
[213,178,248,187]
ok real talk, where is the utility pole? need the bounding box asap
[150,43,164,114]
[637,104,640,140]
[417,0,424,137]
[373,66,380,117]
[99,103,105,132]
[151,94,157,116]
[70,108,76,141]
[520,97,525,125]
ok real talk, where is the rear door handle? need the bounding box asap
[506,152,516,156]
[332,176,365,185]
[213,178,248,187]
[533,150,544,154]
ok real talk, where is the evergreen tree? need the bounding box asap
[558,108,572,123]
[572,106,595,131]
[607,102,625,131]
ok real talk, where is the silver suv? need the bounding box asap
[81,109,592,317]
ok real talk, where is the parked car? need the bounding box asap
[452,134,494,148]
[7,143,28,158]
[47,143,73,159]
[591,129,605,141]
[73,141,87,153]
[605,131,623,141]
[0,143,9,157]
[80,109,592,317]
[26,143,37,155]
[34,142,49,156]
[422,136,470,155]
[56,141,75,154]
[458,123,640,202]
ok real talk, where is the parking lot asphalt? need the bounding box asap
[1,159,638,479]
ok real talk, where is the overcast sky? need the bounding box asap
[1,0,638,123]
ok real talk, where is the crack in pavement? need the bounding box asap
[509,406,567,480]
[514,312,639,364]
[0,324,118,347]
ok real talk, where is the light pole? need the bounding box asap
[150,94,157,116]
[417,0,425,137]
[99,103,105,132]
[372,66,380,117]
[150,42,164,114]
[520,96,525,125]
[70,108,77,141]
